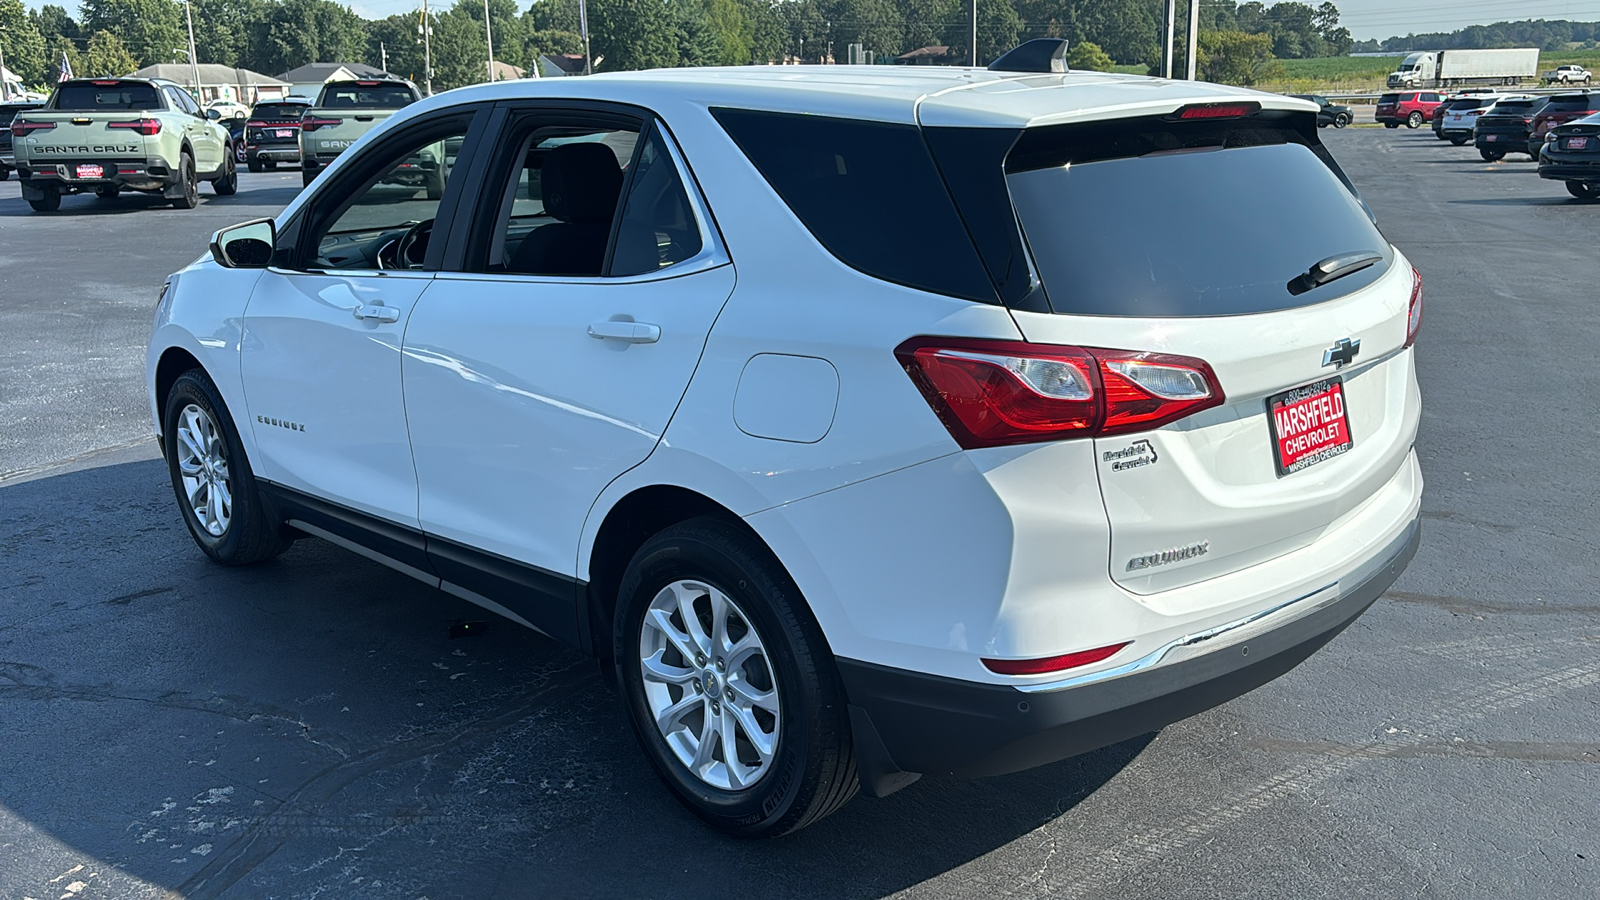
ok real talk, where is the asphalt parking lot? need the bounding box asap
[2,130,1597,899]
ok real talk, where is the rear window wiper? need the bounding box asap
[1288,251,1383,296]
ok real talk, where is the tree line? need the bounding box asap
[1354,19,1600,55]
[0,0,1348,93]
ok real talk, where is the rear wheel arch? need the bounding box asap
[585,486,769,669]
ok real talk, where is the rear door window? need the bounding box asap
[1005,117,1389,317]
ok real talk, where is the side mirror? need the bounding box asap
[206,108,222,120]
[211,219,276,269]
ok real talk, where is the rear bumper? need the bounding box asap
[1476,132,1531,149]
[842,516,1420,794]
[1538,158,1600,180]
[20,158,177,192]
[248,143,301,162]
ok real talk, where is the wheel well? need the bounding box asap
[585,486,749,667]
[154,347,203,434]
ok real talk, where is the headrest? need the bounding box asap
[541,143,623,224]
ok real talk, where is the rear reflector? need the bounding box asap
[1404,266,1423,348]
[983,642,1131,676]
[1174,102,1261,120]
[897,338,1225,448]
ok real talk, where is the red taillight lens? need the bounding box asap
[1404,266,1423,348]
[246,119,268,128]
[896,338,1225,449]
[983,642,1131,676]
[107,118,161,136]
[10,120,56,136]
[1174,102,1260,120]
[301,117,342,132]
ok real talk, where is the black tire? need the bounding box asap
[425,165,446,201]
[162,369,290,566]
[1566,181,1600,200]
[302,168,316,188]
[247,158,264,174]
[614,517,857,837]
[0,166,10,181]
[1385,122,1400,129]
[172,151,199,209]
[1407,111,1424,128]
[212,151,237,196]
[1480,148,1505,162]
[28,186,60,212]
[1335,113,1350,128]
[1449,135,1469,146]
[265,160,277,170]
[95,185,119,200]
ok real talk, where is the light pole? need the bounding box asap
[970,0,977,66]
[580,0,592,75]
[419,1,433,95]
[483,0,495,82]
[183,0,202,100]
[1186,0,1199,80]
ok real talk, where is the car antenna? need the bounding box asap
[988,39,1071,75]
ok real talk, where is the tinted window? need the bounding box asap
[1008,132,1389,318]
[610,128,703,276]
[1379,94,1400,103]
[253,103,308,120]
[311,122,470,270]
[317,82,416,109]
[53,82,161,111]
[1543,94,1599,111]
[0,104,38,118]
[712,108,995,302]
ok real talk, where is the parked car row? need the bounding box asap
[1396,86,1600,200]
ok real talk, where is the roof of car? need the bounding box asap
[412,66,1315,129]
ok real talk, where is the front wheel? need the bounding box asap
[1566,181,1600,200]
[1407,111,1424,128]
[615,517,857,837]
[1480,148,1505,162]
[1334,113,1350,128]
[162,369,290,565]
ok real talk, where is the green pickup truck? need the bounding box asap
[299,79,423,188]
[11,77,236,212]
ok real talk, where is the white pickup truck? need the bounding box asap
[1545,65,1593,85]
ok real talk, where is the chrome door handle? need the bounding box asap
[588,321,661,344]
[353,304,400,323]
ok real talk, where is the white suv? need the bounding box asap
[146,44,1423,836]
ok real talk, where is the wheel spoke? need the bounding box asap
[708,588,729,655]
[728,675,778,713]
[653,690,701,733]
[641,648,696,686]
[724,633,761,670]
[721,706,752,790]
[177,426,205,462]
[729,703,776,762]
[645,608,697,664]
[674,583,712,656]
[185,477,205,509]
[177,457,203,477]
[690,710,719,770]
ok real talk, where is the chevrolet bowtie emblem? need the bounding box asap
[1322,337,1360,369]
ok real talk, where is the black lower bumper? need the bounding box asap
[1538,159,1600,180]
[840,517,1421,796]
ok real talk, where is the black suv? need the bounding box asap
[243,99,310,172]
[0,100,43,180]
[1475,96,1551,161]
[1291,94,1353,128]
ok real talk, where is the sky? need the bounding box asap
[1332,0,1600,40]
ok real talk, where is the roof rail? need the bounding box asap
[988,39,1070,75]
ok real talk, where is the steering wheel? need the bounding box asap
[377,219,433,269]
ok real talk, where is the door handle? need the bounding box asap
[353,304,400,323]
[588,320,661,344]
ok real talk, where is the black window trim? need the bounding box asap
[436,98,729,285]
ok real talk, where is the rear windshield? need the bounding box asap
[52,82,161,111]
[1490,100,1541,113]
[252,103,308,120]
[1006,119,1389,318]
[1446,97,1491,109]
[316,82,415,109]
[1543,94,1600,111]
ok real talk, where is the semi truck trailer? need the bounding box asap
[1387,48,1540,89]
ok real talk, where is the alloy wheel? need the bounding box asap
[638,579,781,791]
[175,403,232,537]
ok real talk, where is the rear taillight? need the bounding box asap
[107,118,161,136]
[246,119,268,128]
[896,338,1225,449]
[10,120,55,137]
[1173,102,1260,120]
[301,117,342,132]
[983,642,1131,676]
[1404,266,1423,348]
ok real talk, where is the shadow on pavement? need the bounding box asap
[0,185,302,217]
[0,458,1148,899]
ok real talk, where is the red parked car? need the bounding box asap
[1376,91,1445,128]
[1528,91,1600,155]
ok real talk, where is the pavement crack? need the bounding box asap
[1245,737,1600,763]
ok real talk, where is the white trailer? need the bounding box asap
[1387,48,1540,88]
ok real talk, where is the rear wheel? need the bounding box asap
[172,151,198,209]
[247,158,264,173]
[1449,135,1469,146]
[1407,111,1424,128]
[1566,181,1600,200]
[0,166,10,181]
[27,185,60,212]
[162,369,290,565]
[1385,122,1400,129]
[615,517,857,837]
[302,168,316,188]
[211,152,237,196]
[1480,148,1505,162]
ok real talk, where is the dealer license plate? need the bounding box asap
[274,129,295,139]
[75,163,103,179]
[1267,377,1352,477]
[1485,134,1498,141]
[1569,136,1589,149]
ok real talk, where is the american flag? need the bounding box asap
[57,51,73,84]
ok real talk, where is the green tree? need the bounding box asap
[819,0,904,61]
[192,0,270,69]
[367,13,428,81]
[1198,29,1279,85]
[80,0,185,67]
[31,4,79,44]
[257,0,369,76]
[0,0,48,85]
[85,29,139,76]
[587,0,677,71]
[1067,39,1113,72]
